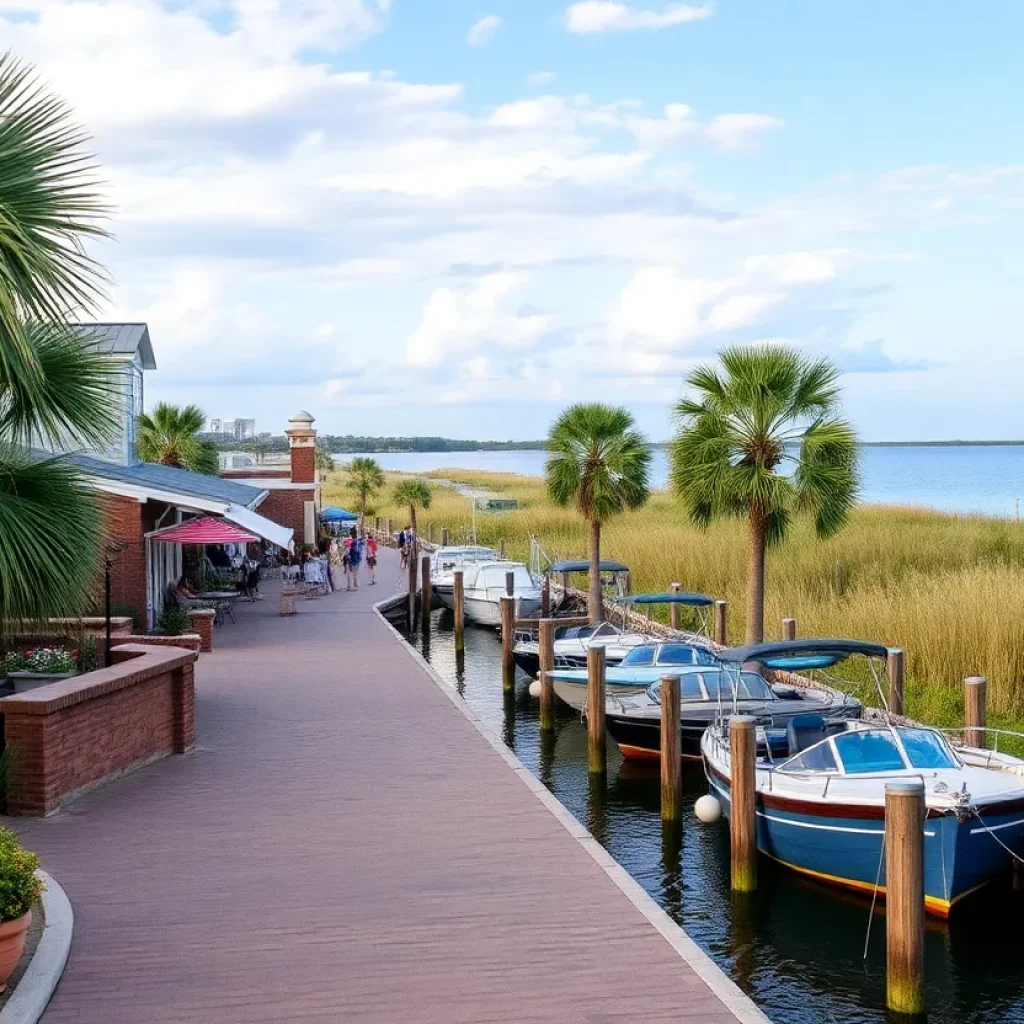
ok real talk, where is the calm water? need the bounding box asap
[400,609,1024,1024]
[343,447,1024,517]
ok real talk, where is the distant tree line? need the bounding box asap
[209,434,547,453]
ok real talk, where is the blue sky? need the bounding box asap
[5,0,1024,440]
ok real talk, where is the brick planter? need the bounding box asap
[187,609,216,652]
[0,643,198,816]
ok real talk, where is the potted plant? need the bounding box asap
[0,828,43,991]
[2,647,78,692]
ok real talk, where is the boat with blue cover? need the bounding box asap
[701,638,1024,917]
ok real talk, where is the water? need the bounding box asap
[339,447,1024,517]
[401,608,1024,1024]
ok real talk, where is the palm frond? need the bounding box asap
[392,479,431,509]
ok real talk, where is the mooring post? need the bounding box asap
[505,570,515,597]
[407,539,418,626]
[782,617,796,641]
[453,570,465,652]
[885,779,926,1017]
[965,676,987,748]
[539,618,555,731]
[441,527,449,547]
[888,647,905,717]
[714,599,727,647]
[541,576,551,618]
[669,582,681,631]
[587,645,606,774]
[500,595,515,692]
[660,674,681,820]
[730,715,757,892]
[386,517,393,545]
[499,537,506,560]
[420,553,431,631]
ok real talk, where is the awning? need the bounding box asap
[321,506,358,522]
[223,505,294,550]
[149,516,258,545]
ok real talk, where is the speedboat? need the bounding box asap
[547,641,719,711]
[606,667,861,760]
[461,561,543,627]
[430,546,498,608]
[701,639,1024,917]
[512,621,653,676]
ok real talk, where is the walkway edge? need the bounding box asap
[375,597,771,1024]
[0,871,74,1024]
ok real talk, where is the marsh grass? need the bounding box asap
[323,467,1024,727]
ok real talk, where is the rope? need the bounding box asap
[971,807,1024,866]
[862,831,886,960]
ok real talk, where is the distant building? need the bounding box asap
[209,417,223,434]
[234,418,256,440]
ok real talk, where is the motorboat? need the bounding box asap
[700,639,1024,917]
[461,561,543,627]
[604,666,862,760]
[430,546,498,608]
[512,621,653,676]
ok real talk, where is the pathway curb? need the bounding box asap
[375,595,771,1024]
[0,871,74,1024]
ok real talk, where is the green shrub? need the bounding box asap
[0,828,43,922]
[156,604,192,637]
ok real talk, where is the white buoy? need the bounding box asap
[694,794,722,823]
[528,678,542,698]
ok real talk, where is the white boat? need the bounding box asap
[461,561,543,627]
[430,546,498,609]
[513,621,654,676]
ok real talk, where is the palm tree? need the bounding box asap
[0,55,117,626]
[392,479,431,543]
[670,344,858,644]
[135,402,219,475]
[315,444,335,474]
[546,404,651,624]
[347,457,386,518]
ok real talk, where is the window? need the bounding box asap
[782,742,839,773]
[736,673,774,700]
[621,646,655,666]
[833,731,905,774]
[593,623,617,638]
[649,673,704,702]
[900,729,957,770]
[658,644,698,666]
[702,671,733,700]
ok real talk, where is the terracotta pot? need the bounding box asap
[0,910,32,988]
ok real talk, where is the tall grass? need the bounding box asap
[323,467,1024,726]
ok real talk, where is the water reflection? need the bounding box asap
[402,609,1024,1024]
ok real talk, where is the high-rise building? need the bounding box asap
[234,418,256,440]
[209,417,223,434]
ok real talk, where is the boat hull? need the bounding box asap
[464,595,543,628]
[707,765,1024,916]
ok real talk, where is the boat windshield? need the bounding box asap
[657,644,701,666]
[591,622,620,639]
[702,671,774,701]
[833,731,905,774]
[648,673,705,702]
[621,646,657,666]
[900,728,958,770]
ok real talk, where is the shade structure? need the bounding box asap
[149,516,259,545]
[321,506,358,522]
[222,504,293,550]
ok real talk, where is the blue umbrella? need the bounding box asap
[321,506,359,522]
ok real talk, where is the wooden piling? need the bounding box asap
[541,576,551,618]
[782,617,796,641]
[730,716,757,892]
[660,674,681,820]
[500,595,515,692]
[587,646,606,774]
[498,537,506,560]
[714,600,727,647]
[539,618,555,731]
[505,570,515,597]
[669,582,681,630]
[441,527,449,547]
[407,541,418,625]
[965,676,987,748]
[888,648,905,717]
[420,553,431,631]
[386,517,393,544]
[453,570,465,652]
[885,779,926,1017]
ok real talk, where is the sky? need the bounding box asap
[5,0,1024,441]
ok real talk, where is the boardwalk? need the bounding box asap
[10,549,761,1023]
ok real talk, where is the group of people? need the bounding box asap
[397,526,417,569]
[327,528,378,590]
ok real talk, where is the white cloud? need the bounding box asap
[745,251,840,285]
[527,71,557,86]
[706,113,784,151]
[565,1,713,34]
[624,103,783,151]
[467,14,503,46]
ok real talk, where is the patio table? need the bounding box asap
[197,591,239,625]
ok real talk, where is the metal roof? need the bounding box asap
[72,454,265,508]
[70,323,156,370]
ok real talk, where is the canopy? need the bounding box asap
[548,559,630,574]
[619,592,713,607]
[321,506,359,522]
[148,516,258,545]
[223,504,294,550]
[716,638,890,665]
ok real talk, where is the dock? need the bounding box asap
[9,547,765,1023]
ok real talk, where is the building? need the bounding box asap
[233,418,256,440]
[209,418,223,434]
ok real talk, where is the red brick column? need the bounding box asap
[172,661,195,753]
[187,609,216,652]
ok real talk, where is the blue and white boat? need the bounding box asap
[701,639,1024,918]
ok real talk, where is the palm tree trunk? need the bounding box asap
[746,506,767,644]
[588,518,602,625]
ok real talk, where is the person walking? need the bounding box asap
[398,526,408,570]
[366,534,378,585]
[347,528,362,589]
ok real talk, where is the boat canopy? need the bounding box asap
[548,559,630,574]
[618,592,714,607]
[716,638,890,664]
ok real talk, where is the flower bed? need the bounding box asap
[1,647,78,677]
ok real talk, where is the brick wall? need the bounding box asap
[290,446,315,484]
[187,609,215,652]
[1,643,197,816]
[100,494,161,627]
[256,489,309,546]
